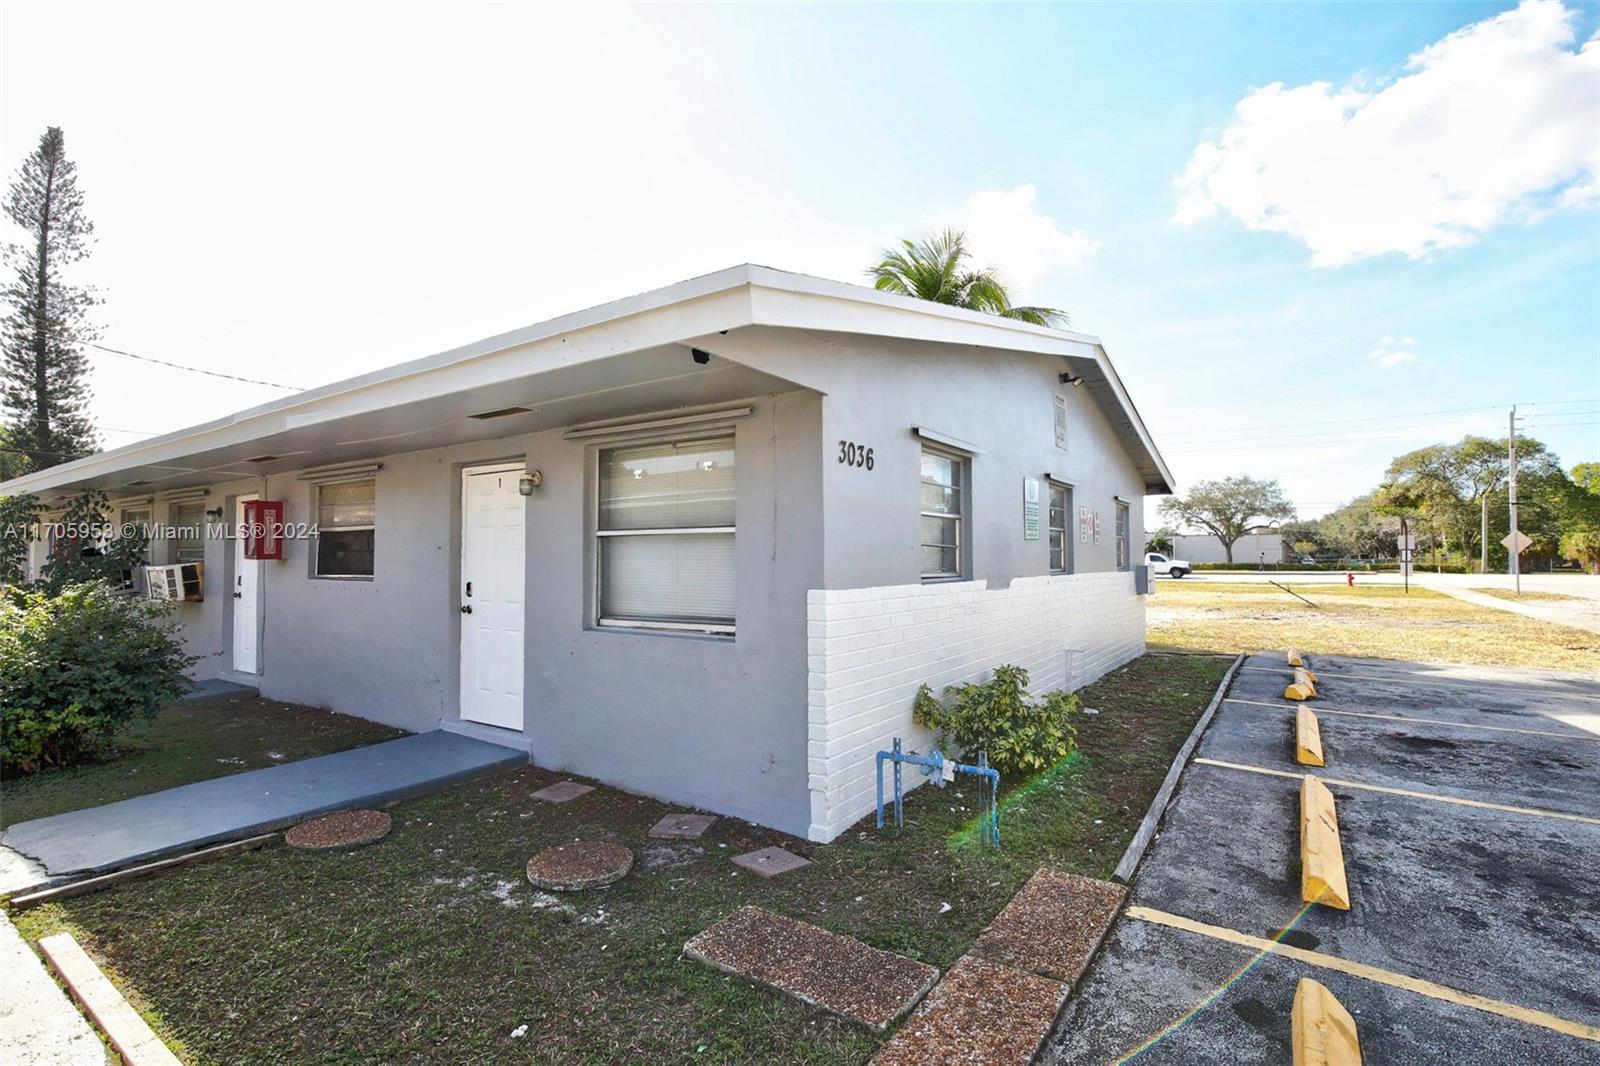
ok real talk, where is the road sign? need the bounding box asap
[1501,530,1532,555]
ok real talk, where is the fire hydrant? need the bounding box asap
[1346,571,1355,587]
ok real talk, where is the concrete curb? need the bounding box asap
[37,933,180,1065]
[9,835,277,912]
[1112,652,1245,885]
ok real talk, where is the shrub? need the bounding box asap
[1,583,197,773]
[912,664,1077,776]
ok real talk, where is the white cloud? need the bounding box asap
[1367,335,1420,367]
[955,185,1099,290]
[1173,0,1600,266]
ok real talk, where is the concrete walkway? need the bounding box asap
[3,732,526,878]
[0,914,106,1066]
[1431,583,1600,634]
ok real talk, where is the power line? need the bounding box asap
[1166,421,1598,454]
[1158,397,1599,440]
[89,343,303,391]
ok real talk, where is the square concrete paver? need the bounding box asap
[973,867,1125,983]
[685,906,938,1030]
[648,813,717,839]
[731,845,810,877]
[872,954,1066,1065]
[529,781,594,804]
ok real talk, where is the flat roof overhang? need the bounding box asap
[1,264,1175,502]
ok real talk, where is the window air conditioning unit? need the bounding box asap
[143,563,205,602]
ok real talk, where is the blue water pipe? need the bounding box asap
[875,737,1001,847]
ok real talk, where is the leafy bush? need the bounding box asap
[0,492,41,586]
[40,489,149,594]
[1,583,197,773]
[912,664,1077,775]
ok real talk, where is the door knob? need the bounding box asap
[233,592,243,599]
[460,605,473,614]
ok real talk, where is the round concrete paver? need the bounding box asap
[285,809,392,850]
[526,842,633,891]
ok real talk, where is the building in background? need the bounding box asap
[1172,526,1286,565]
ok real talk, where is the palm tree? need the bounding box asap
[868,227,1067,327]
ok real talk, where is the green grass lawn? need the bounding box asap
[1149,582,1600,671]
[12,653,1229,1065]
[2,695,405,829]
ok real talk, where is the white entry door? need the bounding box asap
[459,465,526,730]
[232,495,260,674]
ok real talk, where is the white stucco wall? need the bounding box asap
[1172,530,1285,565]
[805,570,1145,842]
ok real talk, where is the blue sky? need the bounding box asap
[2,1,1596,519]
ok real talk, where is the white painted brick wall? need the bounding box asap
[805,572,1145,841]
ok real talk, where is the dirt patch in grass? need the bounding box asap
[1,696,405,829]
[1149,582,1600,671]
[12,653,1230,1065]
[1474,588,1584,603]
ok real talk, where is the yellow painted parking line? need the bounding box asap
[1126,906,1600,1044]
[1224,698,1600,743]
[1238,666,1600,702]
[1192,758,1600,826]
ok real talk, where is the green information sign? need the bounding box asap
[1023,477,1041,541]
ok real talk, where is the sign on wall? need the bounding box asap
[1023,477,1041,541]
[1053,392,1069,451]
[1093,509,1102,544]
[1079,506,1089,545]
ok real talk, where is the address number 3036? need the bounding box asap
[837,440,875,470]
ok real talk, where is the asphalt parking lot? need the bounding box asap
[1044,652,1600,1064]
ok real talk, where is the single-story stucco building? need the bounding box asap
[3,265,1174,842]
[1172,528,1286,565]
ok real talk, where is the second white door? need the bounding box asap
[232,495,260,674]
[459,465,526,730]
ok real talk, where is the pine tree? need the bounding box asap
[2,127,99,473]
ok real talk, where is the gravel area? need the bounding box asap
[283,810,392,850]
[524,841,633,890]
[973,867,1125,983]
[871,954,1066,1065]
[684,906,938,1031]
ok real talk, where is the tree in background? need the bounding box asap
[1145,532,1174,555]
[869,228,1067,327]
[1310,495,1393,560]
[1379,435,1565,568]
[1560,461,1600,573]
[1159,475,1296,563]
[2,127,99,473]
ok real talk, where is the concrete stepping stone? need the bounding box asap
[648,812,717,839]
[525,842,632,890]
[285,809,392,850]
[530,780,594,804]
[685,906,937,1030]
[730,845,810,877]
[870,954,1066,1065]
[972,867,1125,983]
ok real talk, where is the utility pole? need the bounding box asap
[1480,496,1488,575]
[1508,406,1519,596]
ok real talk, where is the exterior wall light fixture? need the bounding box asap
[519,470,541,496]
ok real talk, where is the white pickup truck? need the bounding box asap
[1144,551,1191,578]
